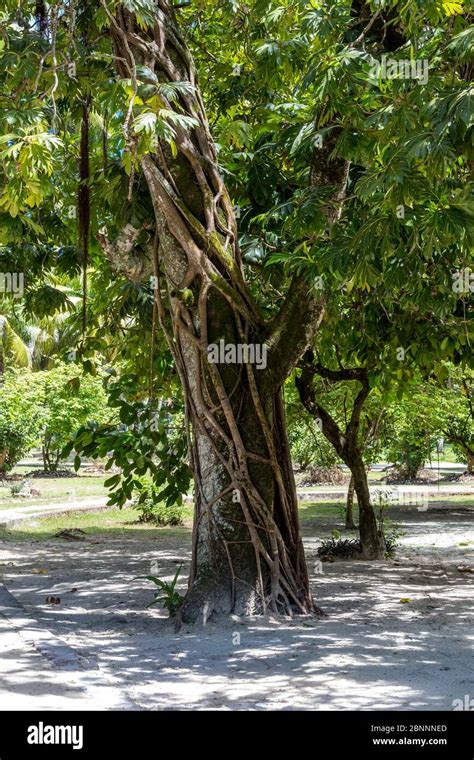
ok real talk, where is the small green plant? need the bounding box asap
[9,481,25,497]
[373,488,398,556]
[318,537,362,558]
[383,518,403,557]
[138,565,184,615]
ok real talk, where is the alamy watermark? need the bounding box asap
[370,55,429,85]
[27,722,83,750]
[207,339,268,370]
[375,486,429,512]
[452,694,474,711]
[398,488,429,512]
[452,268,474,294]
[0,271,24,298]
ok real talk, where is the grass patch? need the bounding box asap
[0,474,109,510]
[298,500,360,539]
[299,499,350,521]
[2,500,343,541]
[0,506,193,542]
[408,495,474,507]
[367,470,385,482]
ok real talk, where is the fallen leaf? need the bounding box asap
[45,596,61,605]
[399,598,413,604]
[54,529,86,541]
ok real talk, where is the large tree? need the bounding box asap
[98,1,344,621]
[0,0,344,621]
[0,0,472,619]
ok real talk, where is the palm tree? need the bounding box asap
[0,314,30,472]
[0,273,82,372]
[0,315,29,375]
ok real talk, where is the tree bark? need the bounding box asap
[467,451,474,475]
[103,1,327,622]
[183,377,312,621]
[445,435,474,475]
[345,473,356,529]
[42,437,61,472]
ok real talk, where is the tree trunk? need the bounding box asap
[348,454,385,560]
[345,473,356,529]
[456,443,474,475]
[467,451,474,475]
[445,435,474,475]
[42,440,49,472]
[43,443,61,473]
[152,231,313,621]
[184,377,311,621]
[104,2,326,622]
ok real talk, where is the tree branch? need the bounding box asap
[97,224,152,281]
[295,361,346,456]
[266,276,324,389]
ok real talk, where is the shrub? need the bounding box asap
[288,418,340,471]
[31,363,111,472]
[382,391,436,480]
[135,496,184,526]
[0,370,43,474]
[132,479,184,526]
[9,481,25,496]
[318,537,362,558]
[383,522,403,557]
[300,464,348,486]
[318,531,399,559]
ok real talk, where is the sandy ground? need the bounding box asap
[0,504,472,711]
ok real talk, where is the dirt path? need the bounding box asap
[0,505,472,710]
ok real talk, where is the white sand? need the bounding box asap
[0,504,472,710]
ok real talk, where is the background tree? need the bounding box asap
[432,364,474,474]
[382,388,437,480]
[257,0,473,555]
[31,363,111,472]
[0,370,43,475]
